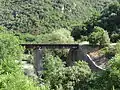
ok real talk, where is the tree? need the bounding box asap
[0,0,115,34]
[71,24,88,41]
[115,41,120,54]
[89,54,120,90]
[92,2,120,42]
[0,28,49,90]
[36,28,74,60]
[88,26,110,46]
[71,12,101,41]
[43,54,91,90]
[36,28,74,44]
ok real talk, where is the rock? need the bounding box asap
[21,61,38,79]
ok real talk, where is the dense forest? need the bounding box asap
[0,0,120,90]
[0,0,117,34]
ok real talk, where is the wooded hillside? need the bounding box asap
[0,0,117,34]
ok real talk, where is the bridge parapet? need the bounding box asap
[20,44,79,49]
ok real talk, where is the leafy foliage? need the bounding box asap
[89,54,120,90]
[72,2,120,43]
[0,0,119,89]
[36,28,74,61]
[0,0,116,34]
[88,26,110,45]
[14,33,36,43]
[36,28,74,44]
[0,71,47,90]
[43,54,91,90]
[71,24,88,41]
[100,46,116,59]
[0,29,49,90]
[115,41,120,54]
[98,2,120,42]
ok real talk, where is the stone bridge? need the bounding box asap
[21,43,107,75]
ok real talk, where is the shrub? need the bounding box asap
[71,24,88,41]
[88,26,110,46]
[111,33,120,43]
[100,46,116,59]
[0,31,49,90]
[0,33,23,65]
[43,54,91,90]
[14,33,36,43]
[36,28,74,60]
[36,28,74,44]
[115,41,120,54]
[89,54,120,90]
[0,70,49,90]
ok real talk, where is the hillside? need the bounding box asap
[0,0,117,34]
[0,1,120,90]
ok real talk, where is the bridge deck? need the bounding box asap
[20,44,79,49]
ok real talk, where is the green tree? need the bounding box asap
[43,54,91,90]
[36,28,74,61]
[71,12,101,41]
[99,2,120,42]
[0,0,116,34]
[71,24,88,41]
[115,41,120,54]
[88,26,110,46]
[36,28,74,44]
[89,54,120,90]
[83,2,120,42]
[0,29,49,90]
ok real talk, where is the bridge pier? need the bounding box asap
[34,48,43,76]
[66,47,85,66]
[21,44,105,73]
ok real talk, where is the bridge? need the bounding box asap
[21,43,105,76]
[21,44,79,49]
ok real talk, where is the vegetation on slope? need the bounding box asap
[0,0,116,34]
[0,28,49,90]
[0,0,120,90]
[72,2,120,43]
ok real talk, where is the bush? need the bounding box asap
[0,31,49,90]
[88,26,110,46]
[89,54,120,90]
[100,46,116,59]
[115,41,120,54]
[36,28,74,44]
[71,24,88,41]
[14,33,36,43]
[36,28,74,60]
[43,54,91,90]
[111,33,120,43]
[0,33,23,65]
[0,70,48,90]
